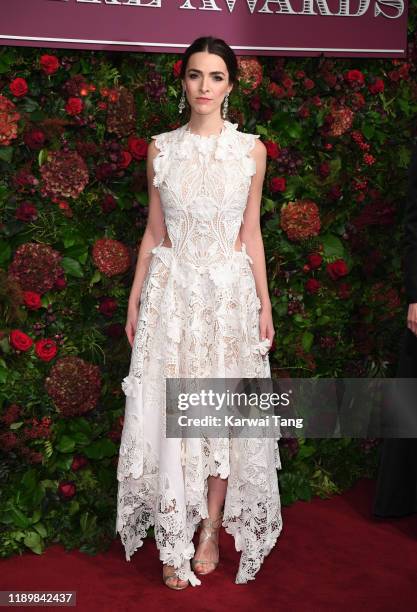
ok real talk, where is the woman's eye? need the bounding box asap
[188,74,223,81]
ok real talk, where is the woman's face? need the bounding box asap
[182,51,233,119]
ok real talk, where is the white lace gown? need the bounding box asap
[115,120,283,586]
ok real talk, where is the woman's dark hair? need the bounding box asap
[179,36,238,85]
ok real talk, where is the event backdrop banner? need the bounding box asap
[0,0,409,58]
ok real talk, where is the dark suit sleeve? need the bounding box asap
[404,143,417,304]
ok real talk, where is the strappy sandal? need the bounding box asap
[162,564,189,590]
[191,512,223,575]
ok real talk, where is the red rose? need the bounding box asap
[298,105,310,119]
[34,338,58,362]
[318,162,330,178]
[264,140,280,159]
[345,69,365,86]
[306,278,321,294]
[54,276,67,290]
[328,184,342,201]
[268,83,286,99]
[101,195,117,213]
[15,201,38,222]
[1,403,22,426]
[303,78,315,90]
[10,330,33,351]
[71,455,88,471]
[337,282,351,299]
[23,291,42,310]
[65,97,83,116]
[270,177,286,193]
[58,481,76,500]
[99,296,118,318]
[307,253,322,269]
[311,95,322,107]
[173,59,182,78]
[10,77,28,97]
[118,151,132,169]
[327,259,349,280]
[0,432,19,451]
[40,54,60,75]
[368,78,385,94]
[128,136,148,161]
[24,129,46,150]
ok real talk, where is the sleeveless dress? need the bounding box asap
[115,119,283,586]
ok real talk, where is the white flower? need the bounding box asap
[188,195,219,222]
[253,338,271,356]
[242,154,257,177]
[121,375,142,398]
[208,261,234,289]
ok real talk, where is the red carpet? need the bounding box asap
[1,478,416,611]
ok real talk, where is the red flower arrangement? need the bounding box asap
[280,199,321,241]
[45,355,102,417]
[8,242,63,294]
[40,150,89,199]
[92,238,130,277]
[0,94,20,146]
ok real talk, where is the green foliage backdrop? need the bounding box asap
[1,6,417,557]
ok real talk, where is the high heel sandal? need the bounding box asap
[162,564,190,590]
[191,512,223,575]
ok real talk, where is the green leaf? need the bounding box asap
[361,124,375,139]
[90,270,101,285]
[84,439,117,460]
[33,522,47,538]
[61,257,84,278]
[55,455,75,471]
[38,149,49,166]
[24,530,43,554]
[286,121,303,139]
[72,432,91,445]
[56,435,76,453]
[9,507,31,529]
[321,234,345,260]
[263,197,276,212]
[317,315,331,325]
[0,147,13,163]
[80,511,97,534]
[0,240,11,264]
[20,98,40,113]
[301,331,314,352]
[21,469,38,492]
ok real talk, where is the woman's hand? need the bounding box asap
[407,303,417,336]
[259,303,275,351]
[125,301,139,348]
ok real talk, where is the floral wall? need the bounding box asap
[1,6,417,556]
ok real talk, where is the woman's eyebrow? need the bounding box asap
[187,69,225,75]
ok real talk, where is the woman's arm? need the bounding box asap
[240,138,274,345]
[240,138,271,311]
[127,140,167,311]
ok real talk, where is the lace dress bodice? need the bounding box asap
[150,120,260,268]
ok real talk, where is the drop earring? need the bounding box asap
[178,88,186,114]
[222,93,229,120]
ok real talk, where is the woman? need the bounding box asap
[116,36,283,590]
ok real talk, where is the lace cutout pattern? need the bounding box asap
[116,120,282,586]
